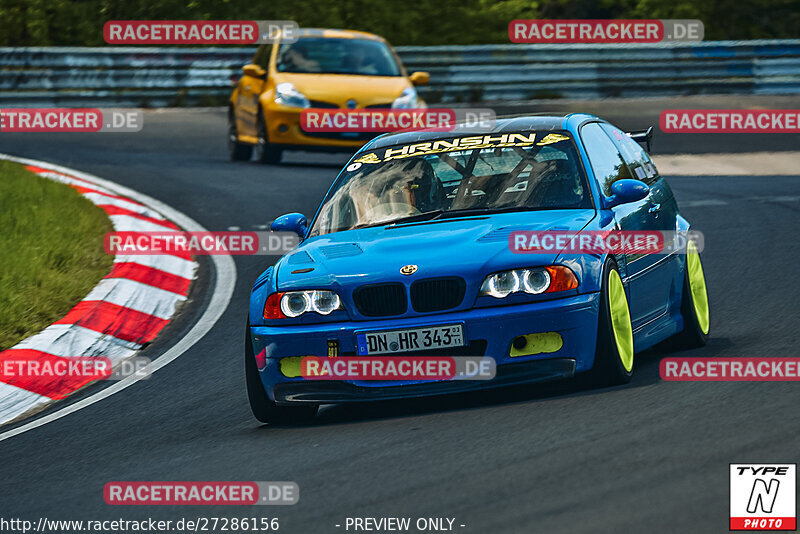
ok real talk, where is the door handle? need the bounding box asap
[648,203,661,213]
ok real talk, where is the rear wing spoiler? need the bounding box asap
[626,127,653,152]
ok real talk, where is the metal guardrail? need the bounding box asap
[1,40,799,106]
[401,40,800,102]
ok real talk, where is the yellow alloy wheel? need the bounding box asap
[686,241,710,335]
[608,269,634,372]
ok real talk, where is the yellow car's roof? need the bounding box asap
[292,28,385,41]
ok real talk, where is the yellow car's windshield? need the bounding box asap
[276,38,401,76]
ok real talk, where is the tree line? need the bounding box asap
[0,0,797,46]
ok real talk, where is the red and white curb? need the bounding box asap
[0,157,198,425]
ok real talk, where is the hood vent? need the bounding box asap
[320,243,363,259]
[478,226,524,243]
[252,267,273,290]
[287,251,314,264]
[478,224,569,243]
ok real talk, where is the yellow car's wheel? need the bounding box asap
[255,112,283,165]
[591,259,635,385]
[228,108,253,162]
[674,240,710,348]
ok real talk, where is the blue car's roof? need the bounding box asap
[363,113,601,150]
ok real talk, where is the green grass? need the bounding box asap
[0,161,113,351]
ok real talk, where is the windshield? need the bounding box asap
[276,37,401,76]
[309,131,593,236]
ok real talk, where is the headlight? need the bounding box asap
[274,82,310,108]
[264,290,342,319]
[481,270,520,298]
[312,290,341,315]
[281,292,312,317]
[522,269,550,294]
[391,87,420,109]
[479,266,578,299]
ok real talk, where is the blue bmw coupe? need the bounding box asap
[246,114,710,424]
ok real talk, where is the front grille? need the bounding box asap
[410,277,466,312]
[353,283,407,317]
[302,131,379,141]
[302,101,391,140]
[308,100,339,109]
[307,101,392,109]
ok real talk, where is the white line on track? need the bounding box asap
[0,154,237,443]
[679,200,729,208]
[680,195,800,209]
[654,151,800,176]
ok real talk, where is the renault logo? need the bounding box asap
[400,264,418,275]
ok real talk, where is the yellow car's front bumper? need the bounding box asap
[263,105,379,150]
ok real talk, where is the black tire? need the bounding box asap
[228,109,252,162]
[254,113,282,164]
[245,321,318,425]
[672,250,710,349]
[589,258,635,386]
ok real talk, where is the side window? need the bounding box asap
[580,122,633,196]
[600,123,659,185]
[252,44,273,70]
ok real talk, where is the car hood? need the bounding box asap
[275,210,595,291]
[273,72,410,107]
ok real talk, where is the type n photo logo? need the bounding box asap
[730,464,796,530]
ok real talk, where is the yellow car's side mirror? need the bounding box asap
[242,64,266,78]
[409,71,430,86]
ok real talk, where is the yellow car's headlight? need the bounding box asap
[391,87,420,109]
[274,82,310,108]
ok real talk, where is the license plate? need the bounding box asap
[356,324,464,355]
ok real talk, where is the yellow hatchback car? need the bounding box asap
[228,28,430,164]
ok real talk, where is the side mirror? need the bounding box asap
[409,71,430,86]
[271,213,307,238]
[605,179,649,208]
[242,64,266,79]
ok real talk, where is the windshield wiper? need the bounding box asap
[432,206,547,219]
[351,210,444,230]
[349,205,556,231]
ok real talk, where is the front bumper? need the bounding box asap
[264,104,380,149]
[251,292,601,403]
[273,358,576,404]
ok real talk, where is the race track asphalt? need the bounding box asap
[1,95,799,534]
